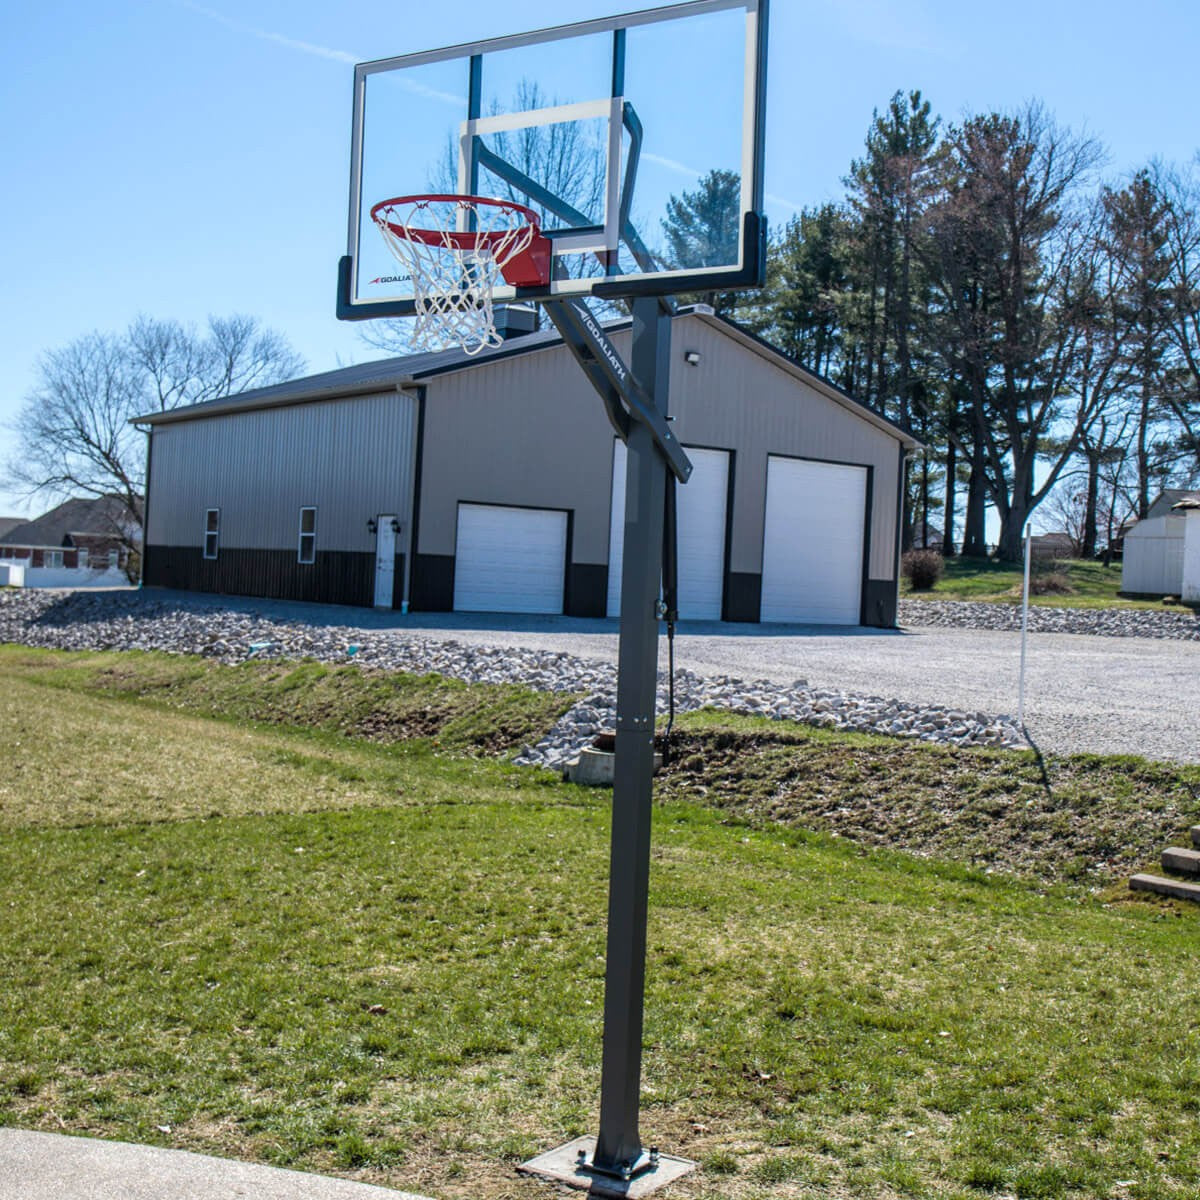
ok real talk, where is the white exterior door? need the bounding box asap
[374,515,397,608]
[607,442,729,620]
[454,503,567,614]
[760,457,867,625]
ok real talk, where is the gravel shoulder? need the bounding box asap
[203,595,1197,764]
[380,619,1198,764]
[219,595,1197,765]
[3,588,1196,765]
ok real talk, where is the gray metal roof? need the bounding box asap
[130,327,569,426]
[131,308,919,448]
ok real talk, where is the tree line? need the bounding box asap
[710,91,1200,561]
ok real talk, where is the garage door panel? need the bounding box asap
[761,458,866,625]
[675,449,729,620]
[454,504,567,614]
[608,443,728,620]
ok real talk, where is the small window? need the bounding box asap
[203,509,220,560]
[44,550,64,569]
[298,507,317,565]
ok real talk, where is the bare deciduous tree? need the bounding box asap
[1160,160,1200,472]
[9,315,304,568]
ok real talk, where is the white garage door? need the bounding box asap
[454,504,567,614]
[607,442,729,619]
[761,457,867,625]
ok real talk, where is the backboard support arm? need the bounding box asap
[472,103,658,278]
[541,298,691,483]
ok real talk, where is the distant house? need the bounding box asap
[1121,490,1200,596]
[1146,489,1200,519]
[912,522,943,550]
[1030,531,1076,560]
[0,496,141,588]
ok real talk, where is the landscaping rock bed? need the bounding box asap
[900,598,1200,640]
[1,590,1026,765]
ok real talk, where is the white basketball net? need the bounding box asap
[372,197,537,356]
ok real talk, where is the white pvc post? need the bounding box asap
[1018,525,1032,728]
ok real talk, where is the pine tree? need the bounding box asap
[659,169,744,314]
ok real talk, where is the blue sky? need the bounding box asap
[2,0,1198,519]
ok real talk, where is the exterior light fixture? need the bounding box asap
[684,350,701,365]
[367,517,378,534]
[390,518,401,533]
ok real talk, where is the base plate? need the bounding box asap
[517,1137,697,1198]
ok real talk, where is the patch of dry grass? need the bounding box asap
[0,671,544,829]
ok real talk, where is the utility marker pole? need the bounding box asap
[1019,525,1032,728]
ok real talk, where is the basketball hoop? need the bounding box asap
[370,194,552,355]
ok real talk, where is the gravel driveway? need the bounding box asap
[191,596,1199,765]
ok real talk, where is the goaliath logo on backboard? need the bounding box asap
[369,274,411,284]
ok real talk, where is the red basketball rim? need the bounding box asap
[369,193,542,251]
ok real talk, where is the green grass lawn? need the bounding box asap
[903,556,1194,611]
[3,648,1200,1199]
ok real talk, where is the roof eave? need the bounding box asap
[130,377,419,427]
[128,327,573,426]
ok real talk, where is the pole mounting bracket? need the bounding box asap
[542,298,692,483]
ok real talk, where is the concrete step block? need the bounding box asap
[563,746,663,787]
[1130,873,1200,903]
[1189,825,1200,849]
[1162,847,1200,876]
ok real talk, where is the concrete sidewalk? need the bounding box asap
[0,1130,436,1200]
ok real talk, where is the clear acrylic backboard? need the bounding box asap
[337,0,768,321]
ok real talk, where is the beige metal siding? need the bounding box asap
[419,341,624,565]
[669,318,903,581]
[418,315,902,582]
[147,390,418,552]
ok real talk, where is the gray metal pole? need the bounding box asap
[591,297,671,1178]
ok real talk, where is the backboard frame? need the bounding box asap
[336,0,768,322]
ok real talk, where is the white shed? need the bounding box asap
[1121,490,1200,596]
[1179,499,1200,604]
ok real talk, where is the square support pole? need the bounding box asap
[521,298,696,1194]
[591,297,671,1178]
